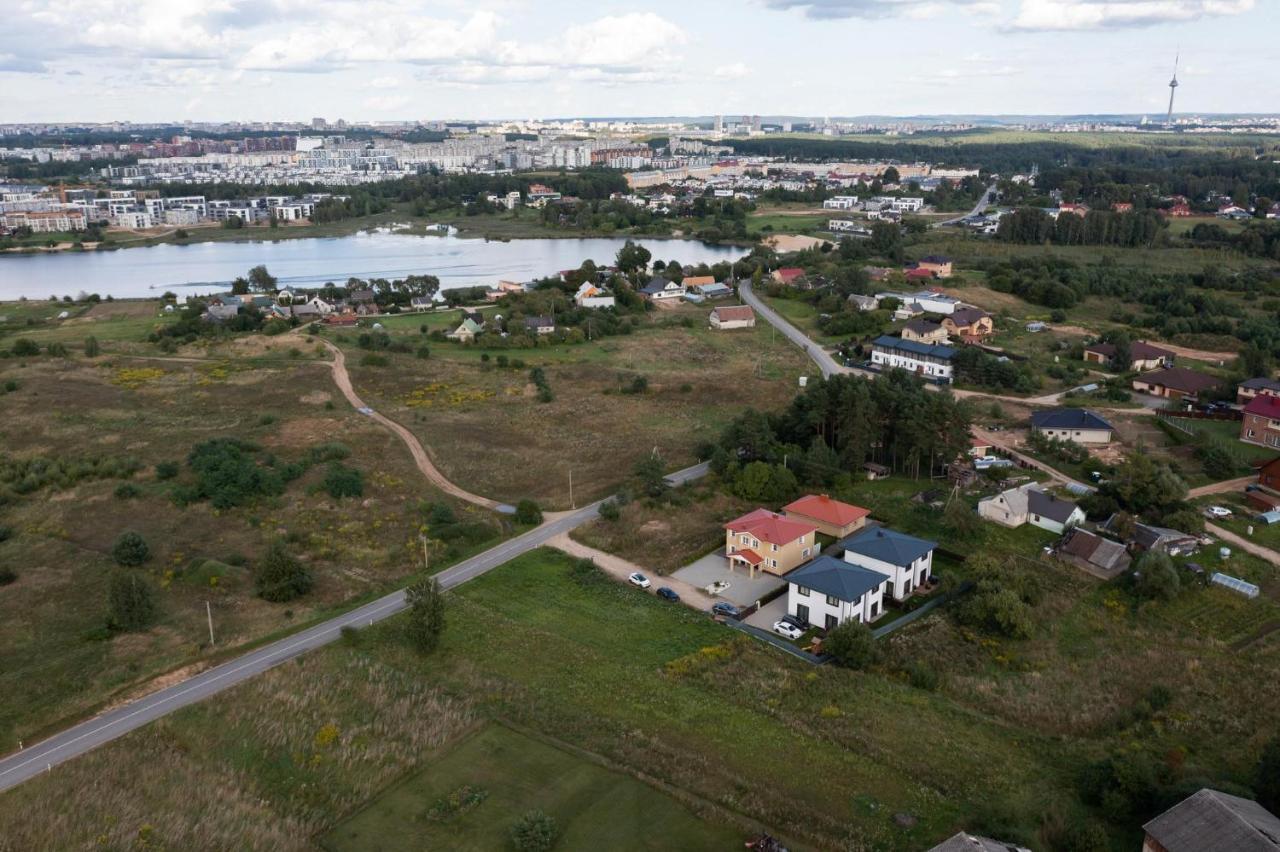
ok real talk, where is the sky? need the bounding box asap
[1,0,1275,123]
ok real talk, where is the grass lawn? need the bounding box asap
[322,723,743,852]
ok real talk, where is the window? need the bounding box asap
[770,543,778,552]
[825,594,839,607]
[825,614,838,631]
[802,548,811,558]
[770,559,778,568]
[796,585,810,597]
[870,601,879,617]
[740,534,749,544]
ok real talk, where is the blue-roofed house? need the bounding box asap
[785,555,889,629]
[869,335,956,382]
[839,526,937,601]
[1029,408,1114,444]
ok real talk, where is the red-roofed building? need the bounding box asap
[1241,394,1280,449]
[1165,203,1192,217]
[1112,202,1134,213]
[723,508,818,577]
[782,494,871,538]
[904,267,935,281]
[1059,202,1089,217]
[771,267,805,286]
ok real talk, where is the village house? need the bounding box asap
[638,277,686,302]
[446,315,485,342]
[681,275,716,292]
[870,335,955,382]
[839,526,936,601]
[1029,408,1114,444]
[722,509,818,578]
[848,293,879,311]
[914,255,953,278]
[782,494,870,539]
[929,834,1031,852]
[1112,201,1134,213]
[1127,521,1202,557]
[771,267,805,286]
[1083,340,1174,371]
[1133,366,1222,401]
[1055,527,1131,578]
[574,282,616,309]
[785,556,888,630]
[708,304,755,330]
[1238,377,1280,405]
[900,319,949,344]
[941,307,993,341]
[978,484,1085,534]
[522,315,556,336]
[1240,394,1280,449]
[1142,788,1280,852]
[1247,456,1280,512]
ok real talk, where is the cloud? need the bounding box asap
[763,0,989,18]
[713,62,750,79]
[0,52,48,73]
[1005,0,1256,30]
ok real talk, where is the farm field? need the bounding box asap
[322,724,744,852]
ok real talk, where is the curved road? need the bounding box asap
[932,182,997,228]
[0,462,708,793]
[318,338,514,514]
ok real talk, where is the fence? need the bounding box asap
[722,619,828,665]
[871,581,973,639]
[1156,409,1241,424]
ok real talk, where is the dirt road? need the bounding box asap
[1188,476,1256,499]
[548,533,716,610]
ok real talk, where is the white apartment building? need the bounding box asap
[869,335,955,382]
[823,195,859,210]
[839,526,936,602]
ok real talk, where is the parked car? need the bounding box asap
[778,613,807,631]
[656,586,680,602]
[1204,505,1233,519]
[710,601,740,618]
[772,620,804,640]
[627,572,651,589]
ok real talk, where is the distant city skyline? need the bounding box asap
[2,0,1273,123]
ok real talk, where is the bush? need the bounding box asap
[515,499,543,525]
[46,342,69,357]
[1133,551,1181,601]
[0,525,12,542]
[323,463,364,499]
[111,531,151,566]
[83,336,100,357]
[906,660,939,691]
[0,566,16,586]
[180,438,285,509]
[824,620,878,669]
[2,379,17,393]
[255,540,312,602]
[360,353,389,367]
[10,339,39,357]
[114,482,141,500]
[598,499,621,521]
[510,810,557,852]
[107,572,156,631]
[416,345,431,359]
[404,576,446,653]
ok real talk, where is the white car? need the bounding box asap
[627,572,651,589]
[773,620,805,640]
[1205,506,1233,519]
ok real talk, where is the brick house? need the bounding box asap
[1241,394,1280,449]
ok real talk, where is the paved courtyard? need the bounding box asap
[744,595,791,631]
[672,550,787,608]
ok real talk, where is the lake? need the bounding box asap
[0,229,745,301]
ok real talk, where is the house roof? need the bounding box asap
[639,277,681,295]
[712,305,754,323]
[1060,528,1129,570]
[1030,408,1114,432]
[919,254,952,264]
[1027,489,1081,524]
[724,508,817,546]
[840,526,935,568]
[905,267,935,279]
[783,494,870,528]
[1131,521,1200,551]
[523,315,554,329]
[786,556,887,603]
[732,548,764,565]
[775,267,804,281]
[928,833,1031,852]
[904,319,943,335]
[1138,366,1221,395]
[1245,394,1280,418]
[682,275,715,287]
[871,335,956,361]
[948,307,989,327]
[1241,377,1280,392]
[1143,789,1280,852]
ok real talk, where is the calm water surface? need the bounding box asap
[0,230,745,300]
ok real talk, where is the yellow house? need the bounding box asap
[723,509,818,577]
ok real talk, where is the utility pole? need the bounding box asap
[421,535,430,572]
[569,468,575,508]
[205,601,215,646]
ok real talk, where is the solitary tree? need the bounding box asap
[108,571,156,631]
[247,264,278,292]
[111,531,151,567]
[614,240,651,275]
[83,336,100,357]
[824,620,878,669]
[1133,551,1180,601]
[633,454,668,499]
[510,810,558,852]
[404,576,446,653]
[255,540,313,602]
[514,499,543,525]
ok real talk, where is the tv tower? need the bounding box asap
[1165,53,1179,126]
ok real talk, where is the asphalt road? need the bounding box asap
[0,462,707,794]
[932,183,997,228]
[739,280,845,379]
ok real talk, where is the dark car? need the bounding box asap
[710,601,740,618]
[778,613,807,631]
[656,587,680,602]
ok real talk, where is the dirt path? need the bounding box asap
[317,339,511,513]
[1188,476,1256,499]
[1206,522,1280,567]
[972,426,1088,489]
[548,533,716,611]
[1157,342,1238,365]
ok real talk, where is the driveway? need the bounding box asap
[672,550,787,608]
[546,534,715,610]
[744,595,791,631]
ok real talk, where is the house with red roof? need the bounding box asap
[1241,394,1280,450]
[771,267,805,286]
[782,494,870,539]
[723,508,818,577]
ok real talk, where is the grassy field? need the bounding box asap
[322,724,744,852]
[334,308,811,508]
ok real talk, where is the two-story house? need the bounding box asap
[638,277,686,302]
[870,336,955,382]
[1241,394,1280,449]
[782,494,870,539]
[723,509,818,578]
[785,556,888,630]
[941,307,994,341]
[1237,377,1280,405]
[839,526,936,601]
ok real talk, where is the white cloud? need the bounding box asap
[1005,0,1255,30]
[764,0,990,19]
[370,76,400,89]
[713,62,750,79]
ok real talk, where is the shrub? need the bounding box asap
[598,499,621,522]
[258,414,277,426]
[906,660,939,691]
[107,572,156,631]
[0,567,16,586]
[1133,551,1181,601]
[536,386,554,403]
[324,463,364,499]
[111,531,151,566]
[83,336,100,357]
[510,810,557,852]
[307,442,351,463]
[155,461,179,480]
[114,482,141,500]
[46,342,69,357]
[360,353,389,367]
[0,525,12,542]
[180,438,285,509]
[404,576,446,653]
[255,540,313,603]
[515,499,543,525]
[416,345,431,359]
[10,339,39,357]
[824,620,878,669]
[2,379,17,393]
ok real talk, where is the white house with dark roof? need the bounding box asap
[1029,408,1114,444]
[979,484,1085,534]
[839,526,936,601]
[785,555,888,630]
[638,277,685,301]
